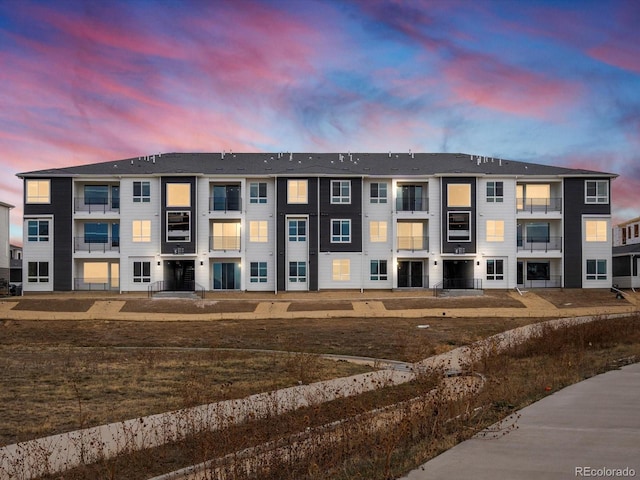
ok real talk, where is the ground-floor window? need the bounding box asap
[288,261,306,283]
[586,259,607,280]
[133,261,151,283]
[27,262,49,283]
[527,261,550,280]
[332,259,350,281]
[486,259,504,280]
[370,260,388,281]
[250,262,268,283]
[213,262,240,290]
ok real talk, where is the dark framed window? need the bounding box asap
[84,223,109,244]
[331,180,351,204]
[28,261,49,283]
[527,262,550,281]
[249,182,267,204]
[167,211,190,242]
[486,181,504,202]
[331,219,351,243]
[526,223,550,243]
[370,183,387,203]
[585,180,608,204]
[288,262,306,283]
[84,185,108,205]
[27,220,49,242]
[133,181,151,202]
[370,260,388,281]
[133,261,151,283]
[486,259,504,280]
[250,262,268,283]
[288,219,307,242]
[448,212,471,242]
[586,259,607,280]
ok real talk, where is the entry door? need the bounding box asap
[213,262,240,290]
[517,261,524,285]
[398,261,423,288]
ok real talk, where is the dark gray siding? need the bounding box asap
[563,178,611,287]
[160,177,197,255]
[441,177,477,254]
[318,177,362,253]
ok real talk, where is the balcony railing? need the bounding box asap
[517,197,562,213]
[520,275,562,288]
[517,236,562,252]
[209,196,242,212]
[74,278,119,291]
[74,237,120,253]
[209,235,241,251]
[397,274,429,289]
[395,197,429,212]
[443,277,483,290]
[396,236,429,251]
[74,198,120,213]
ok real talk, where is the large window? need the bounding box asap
[447,184,471,207]
[486,181,503,203]
[396,184,425,211]
[133,261,151,283]
[250,262,268,283]
[585,180,608,204]
[397,222,425,250]
[249,221,268,242]
[517,184,551,210]
[369,221,387,242]
[166,183,191,207]
[585,220,607,242]
[486,220,504,242]
[26,180,50,204]
[332,259,350,281]
[527,262,550,281]
[586,259,607,280]
[27,261,49,283]
[167,212,190,242]
[83,262,108,284]
[133,181,150,203]
[249,182,267,204]
[526,223,550,243]
[370,183,387,204]
[27,220,49,242]
[370,260,388,281]
[331,219,351,243]
[84,185,108,205]
[288,219,307,242]
[84,223,108,243]
[331,180,351,204]
[132,220,151,242]
[212,184,240,211]
[448,212,471,242]
[486,259,504,280]
[288,261,306,283]
[212,222,241,250]
[287,180,308,204]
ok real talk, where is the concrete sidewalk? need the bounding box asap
[400,362,640,480]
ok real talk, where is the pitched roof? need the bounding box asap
[17,152,617,178]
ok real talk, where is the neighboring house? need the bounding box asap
[613,216,640,289]
[16,152,617,293]
[10,244,22,284]
[0,201,14,294]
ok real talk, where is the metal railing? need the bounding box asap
[209,196,242,212]
[516,197,562,213]
[517,236,562,252]
[74,237,120,253]
[74,198,120,213]
[397,274,429,289]
[209,235,241,251]
[74,278,119,291]
[148,280,206,298]
[396,236,429,251]
[443,277,483,290]
[395,197,429,212]
[519,275,562,288]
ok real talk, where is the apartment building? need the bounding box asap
[17,152,616,293]
[0,201,13,294]
[613,216,640,289]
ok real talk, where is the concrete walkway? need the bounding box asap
[400,362,640,480]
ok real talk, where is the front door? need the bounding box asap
[443,260,473,289]
[398,261,423,288]
[164,260,195,291]
[517,261,524,285]
[213,262,240,290]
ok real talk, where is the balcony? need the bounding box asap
[395,196,429,213]
[74,237,120,253]
[74,197,120,214]
[209,235,241,251]
[396,236,429,251]
[520,275,562,288]
[517,236,562,252]
[517,197,562,214]
[74,278,119,291]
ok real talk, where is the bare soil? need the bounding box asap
[383,291,524,310]
[120,299,259,313]
[533,288,630,308]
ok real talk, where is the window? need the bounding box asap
[486,220,504,242]
[526,223,550,243]
[27,220,49,242]
[166,183,191,207]
[370,183,387,204]
[84,223,108,243]
[212,184,240,211]
[28,261,49,283]
[332,259,350,281]
[167,212,190,242]
[249,182,267,204]
[133,181,150,202]
[447,184,471,207]
[84,262,108,284]
[635,224,639,238]
[486,259,504,280]
[517,184,551,210]
[26,180,50,203]
[288,261,306,283]
[369,221,387,242]
[585,180,608,204]
[250,262,268,283]
[288,219,306,242]
[331,180,351,204]
[287,180,308,204]
[84,185,108,205]
[331,219,351,243]
[249,221,268,242]
[396,185,425,211]
[212,222,241,250]
[527,262,550,281]
[448,212,471,242]
[397,222,425,250]
[133,261,151,283]
[585,220,607,242]
[370,260,388,281]
[132,220,151,242]
[486,181,503,202]
[586,259,607,280]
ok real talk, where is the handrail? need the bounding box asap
[147,280,206,299]
[432,281,444,298]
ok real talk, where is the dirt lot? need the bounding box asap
[533,288,629,308]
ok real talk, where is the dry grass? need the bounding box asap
[533,288,631,308]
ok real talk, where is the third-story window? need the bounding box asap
[133,181,151,202]
[369,221,387,242]
[166,183,191,207]
[448,212,471,242]
[486,220,504,242]
[370,183,387,203]
[26,180,50,204]
[585,220,607,242]
[331,180,351,204]
[27,220,49,242]
[132,220,151,242]
[287,180,308,204]
[585,180,608,204]
[133,261,151,283]
[447,184,471,207]
[486,181,503,202]
[331,219,351,243]
[288,219,306,242]
[167,212,190,242]
[249,182,267,204]
[249,221,268,242]
[486,259,504,280]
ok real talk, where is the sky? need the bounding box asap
[1,0,639,245]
